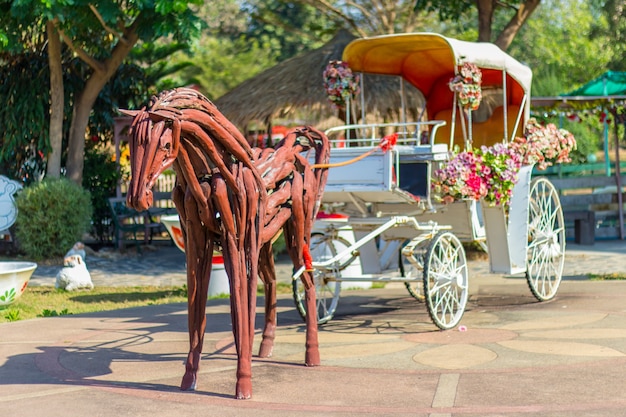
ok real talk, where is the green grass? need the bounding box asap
[0,286,188,323]
[589,273,626,281]
[0,282,295,323]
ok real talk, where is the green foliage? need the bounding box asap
[561,119,601,163]
[82,146,122,242]
[0,52,50,182]
[509,0,613,92]
[2,309,21,322]
[589,272,626,281]
[244,0,336,61]
[2,0,204,181]
[414,0,475,21]
[162,1,344,96]
[595,0,626,71]
[167,36,281,100]
[39,308,71,317]
[15,178,93,260]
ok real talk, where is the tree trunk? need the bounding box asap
[46,20,64,179]
[476,0,495,42]
[66,86,99,184]
[65,26,139,184]
[495,0,541,51]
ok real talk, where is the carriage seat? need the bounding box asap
[320,143,448,213]
[432,105,523,149]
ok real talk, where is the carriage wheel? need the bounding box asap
[400,241,427,302]
[526,177,565,301]
[292,233,346,324]
[423,231,469,330]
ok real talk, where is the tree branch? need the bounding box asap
[89,4,128,45]
[495,0,541,50]
[301,0,368,37]
[56,26,105,73]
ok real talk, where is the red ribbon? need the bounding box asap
[303,244,313,272]
[379,133,398,152]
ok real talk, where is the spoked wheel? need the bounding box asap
[526,177,565,301]
[423,231,469,330]
[400,240,428,302]
[292,233,349,324]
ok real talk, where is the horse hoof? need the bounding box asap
[180,373,197,391]
[235,379,252,399]
[235,391,252,400]
[258,341,274,358]
[305,351,321,367]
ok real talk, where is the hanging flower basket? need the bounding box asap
[509,118,577,170]
[323,60,360,109]
[448,62,483,111]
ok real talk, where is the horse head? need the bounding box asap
[121,108,180,212]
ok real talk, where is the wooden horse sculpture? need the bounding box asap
[123,87,330,399]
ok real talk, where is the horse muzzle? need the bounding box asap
[126,183,154,212]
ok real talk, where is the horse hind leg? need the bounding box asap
[258,242,277,358]
[301,269,321,367]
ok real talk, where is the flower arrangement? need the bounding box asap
[432,143,521,206]
[432,118,577,206]
[509,118,577,170]
[448,62,482,111]
[323,60,360,109]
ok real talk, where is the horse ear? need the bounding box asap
[119,109,139,118]
[148,111,172,123]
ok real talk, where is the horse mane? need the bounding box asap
[148,88,253,159]
[126,87,265,206]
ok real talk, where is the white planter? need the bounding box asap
[482,165,534,275]
[0,262,37,306]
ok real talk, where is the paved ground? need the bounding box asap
[2,240,626,416]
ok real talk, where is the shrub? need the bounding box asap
[15,178,93,260]
[82,146,122,242]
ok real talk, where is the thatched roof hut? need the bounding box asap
[214,30,424,131]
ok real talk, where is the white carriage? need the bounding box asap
[292,33,566,330]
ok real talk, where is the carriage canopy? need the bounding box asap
[342,33,532,124]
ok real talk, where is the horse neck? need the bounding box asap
[173,136,212,197]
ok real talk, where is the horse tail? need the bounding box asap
[301,126,331,221]
[274,126,330,220]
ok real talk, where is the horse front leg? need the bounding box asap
[222,234,254,399]
[180,195,213,391]
[213,175,254,399]
[258,242,277,358]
